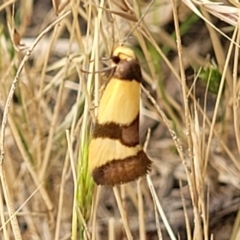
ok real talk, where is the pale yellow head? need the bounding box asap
[112,46,136,61]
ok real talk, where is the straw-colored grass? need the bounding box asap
[1,0,240,239]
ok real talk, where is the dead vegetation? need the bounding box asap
[0,0,240,239]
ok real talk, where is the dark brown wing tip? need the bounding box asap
[92,151,152,186]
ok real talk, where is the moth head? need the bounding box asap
[111,46,136,66]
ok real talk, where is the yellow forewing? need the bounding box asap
[88,138,141,172]
[98,78,140,125]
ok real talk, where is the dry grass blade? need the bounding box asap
[52,0,70,14]
[137,179,146,240]
[182,0,240,45]
[147,175,177,240]
[0,183,43,232]
[0,167,22,239]
[1,0,240,239]
[0,0,16,12]
[113,186,133,240]
[205,26,240,171]
[54,153,70,240]
[0,10,71,164]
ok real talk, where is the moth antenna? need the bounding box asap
[81,66,116,74]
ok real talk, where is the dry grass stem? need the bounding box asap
[113,186,133,240]
[1,0,240,239]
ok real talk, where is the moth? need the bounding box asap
[88,46,152,185]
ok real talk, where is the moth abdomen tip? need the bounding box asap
[92,150,152,186]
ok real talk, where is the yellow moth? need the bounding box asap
[89,46,152,185]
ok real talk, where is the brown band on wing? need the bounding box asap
[92,150,152,185]
[93,115,139,147]
[93,122,121,139]
[113,59,142,82]
[121,116,139,146]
